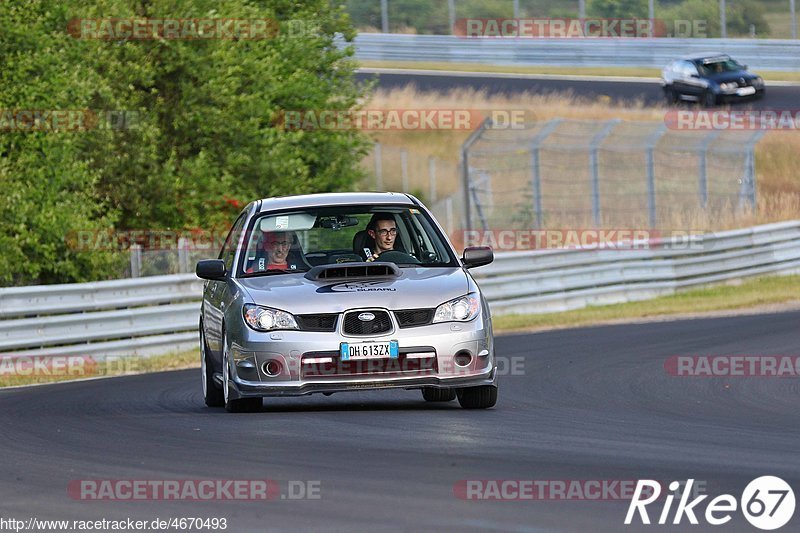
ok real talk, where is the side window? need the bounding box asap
[219,212,248,273]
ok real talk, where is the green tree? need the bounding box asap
[0,0,371,285]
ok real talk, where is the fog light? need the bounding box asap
[262,360,282,376]
[454,352,472,367]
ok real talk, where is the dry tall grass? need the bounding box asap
[361,87,800,230]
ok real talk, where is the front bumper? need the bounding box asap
[223,319,496,398]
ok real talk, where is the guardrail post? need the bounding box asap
[461,117,492,231]
[374,142,383,190]
[588,120,620,226]
[529,119,563,228]
[130,244,142,278]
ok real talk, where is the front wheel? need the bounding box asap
[222,333,262,413]
[201,328,224,407]
[664,86,678,104]
[457,385,498,409]
[703,90,717,107]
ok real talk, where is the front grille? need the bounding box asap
[395,308,434,328]
[296,314,338,332]
[342,310,392,335]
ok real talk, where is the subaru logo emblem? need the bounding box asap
[358,312,375,322]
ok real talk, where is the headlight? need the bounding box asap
[720,82,738,92]
[243,304,299,331]
[433,293,481,323]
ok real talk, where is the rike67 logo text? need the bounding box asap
[625,477,795,530]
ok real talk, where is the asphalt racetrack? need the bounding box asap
[2,311,799,531]
[359,69,800,110]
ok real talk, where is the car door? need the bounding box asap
[203,211,248,358]
[671,61,695,99]
[681,61,706,99]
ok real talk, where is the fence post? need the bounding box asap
[697,131,721,209]
[130,244,142,278]
[460,117,492,231]
[588,120,620,226]
[374,142,383,190]
[400,149,408,192]
[740,131,765,209]
[644,124,667,228]
[178,237,189,274]
[428,157,437,202]
[529,119,562,229]
[381,0,389,33]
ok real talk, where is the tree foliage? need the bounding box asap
[0,0,370,286]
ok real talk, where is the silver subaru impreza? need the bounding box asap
[196,192,496,412]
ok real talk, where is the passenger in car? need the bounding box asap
[246,231,304,272]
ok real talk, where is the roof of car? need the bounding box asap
[679,52,730,61]
[257,192,415,212]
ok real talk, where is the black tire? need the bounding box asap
[703,90,717,107]
[201,328,224,407]
[664,86,677,105]
[457,385,498,409]
[225,396,262,413]
[222,331,262,413]
[422,388,456,402]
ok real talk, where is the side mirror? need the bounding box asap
[196,259,227,280]
[462,246,493,269]
[742,64,749,70]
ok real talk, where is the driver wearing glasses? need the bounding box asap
[365,213,397,262]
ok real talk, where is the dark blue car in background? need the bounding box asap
[662,53,765,106]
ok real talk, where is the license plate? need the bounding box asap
[737,86,756,96]
[340,340,399,361]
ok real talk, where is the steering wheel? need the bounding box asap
[373,250,421,264]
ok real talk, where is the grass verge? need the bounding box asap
[359,60,800,82]
[493,274,800,333]
[0,349,199,388]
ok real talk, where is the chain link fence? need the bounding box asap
[461,118,764,230]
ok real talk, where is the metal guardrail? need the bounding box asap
[473,220,800,314]
[1,221,799,357]
[350,34,800,71]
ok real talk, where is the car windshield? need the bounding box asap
[695,57,742,75]
[238,205,458,276]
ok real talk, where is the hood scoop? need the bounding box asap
[304,262,400,281]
